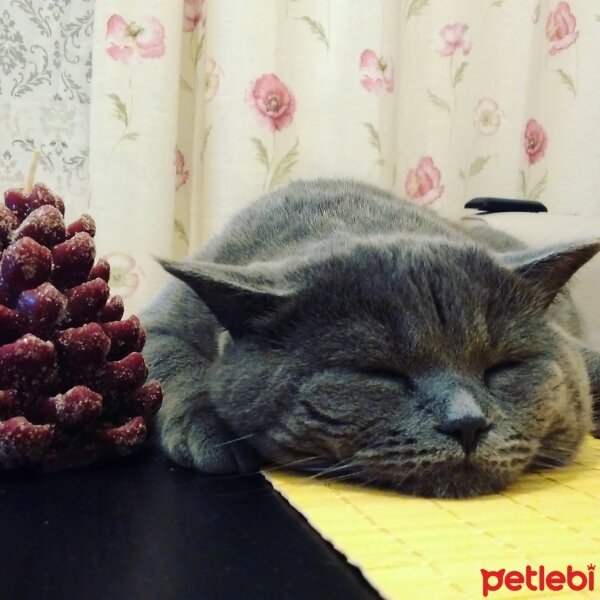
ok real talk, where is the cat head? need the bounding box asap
[161,236,600,497]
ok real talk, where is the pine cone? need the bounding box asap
[0,183,162,471]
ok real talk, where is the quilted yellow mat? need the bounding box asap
[266,437,600,599]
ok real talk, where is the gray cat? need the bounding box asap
[142,179,600,498]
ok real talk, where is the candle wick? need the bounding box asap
[24,149,41,194]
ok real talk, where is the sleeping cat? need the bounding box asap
[142,179,600,498]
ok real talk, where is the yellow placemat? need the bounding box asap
[266,437,600,599]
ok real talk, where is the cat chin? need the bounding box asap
[289,457,518,498]
[359,459,518,499]
[394,464,515,499]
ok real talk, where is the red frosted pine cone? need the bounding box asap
[0,183,162,470]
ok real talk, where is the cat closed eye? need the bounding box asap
[358,367,412,386]
[483,360,523,385]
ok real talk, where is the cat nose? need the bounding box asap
[437,415,491,454]
[436,389,491,453]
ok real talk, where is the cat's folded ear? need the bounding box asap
[158,258,299,337]
[499,239,600,307]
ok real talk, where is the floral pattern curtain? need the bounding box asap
[3,0,600,312]
[1,1,93,210]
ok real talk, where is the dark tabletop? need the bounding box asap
[0,447,381,600]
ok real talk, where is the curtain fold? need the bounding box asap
[3,1,600,311]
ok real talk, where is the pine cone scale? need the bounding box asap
[0,183,162,470]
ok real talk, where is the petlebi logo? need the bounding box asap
[481,564,595,596]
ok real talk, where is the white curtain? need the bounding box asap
[3,0,600,312]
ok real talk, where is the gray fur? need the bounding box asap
[142,179,600,498]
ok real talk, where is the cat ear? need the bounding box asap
[500,240,600,307]
[158,258,298,337]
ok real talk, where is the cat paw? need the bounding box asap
[159,404,258,474]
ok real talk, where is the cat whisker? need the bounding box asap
[306,458,356,480]
[349,472,379,487]
[261,454,327,474]
[210,433,255,449]
[390,462,430,490]
[527,453,569,470]
[533,450,569,459]
[205,454,326,483]
[207,455,329,494]
[317,472,362,484]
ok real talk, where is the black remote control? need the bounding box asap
[464,197,548,213]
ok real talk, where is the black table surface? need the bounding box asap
[0,447,381,600]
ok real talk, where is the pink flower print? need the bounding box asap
[438,23,471,57]
[359,50,394,95]
[105,253,142,299]
[523,119,548,165]
[175,150,189,190]
[205,58,221,101]
[546,2,579,55]
[183,0,206,32]
[248,74,296,132]
[473,99,501,135]
[405,157,444,206]
[106,15,166,64]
